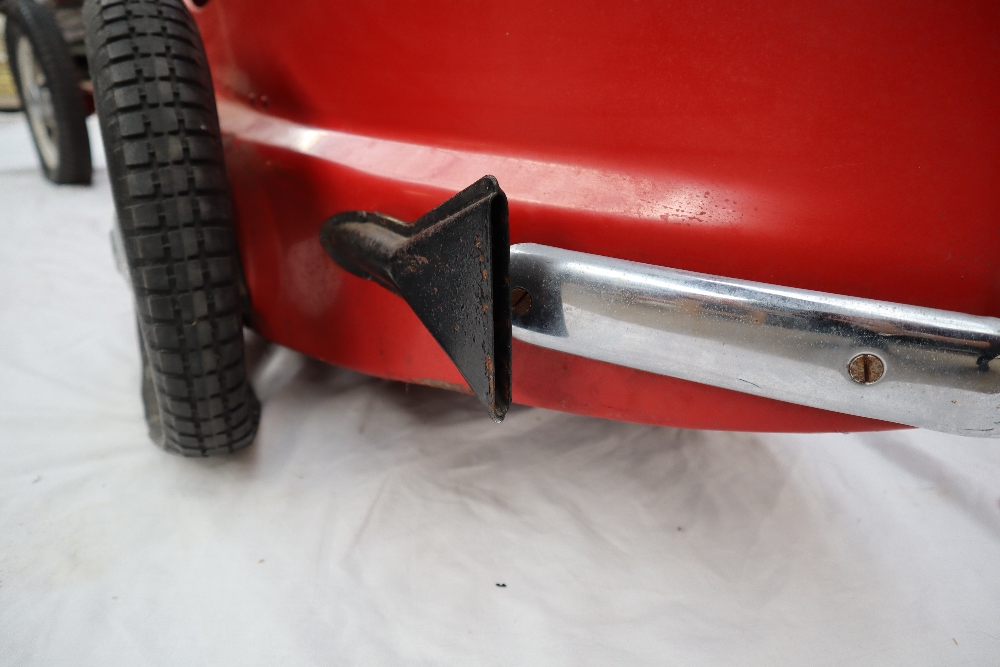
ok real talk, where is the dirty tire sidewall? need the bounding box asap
[83,0,259,456]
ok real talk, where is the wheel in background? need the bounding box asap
[5,0,92,184]
[83,0,259,456]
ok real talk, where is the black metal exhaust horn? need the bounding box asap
[320,176,512,422]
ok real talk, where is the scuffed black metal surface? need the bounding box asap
[320,176,511,422]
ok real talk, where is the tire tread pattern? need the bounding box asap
[83,0,258,456]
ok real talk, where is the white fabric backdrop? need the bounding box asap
[1,112,999,666]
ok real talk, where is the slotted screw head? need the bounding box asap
[848,353,885,384]
[511,287,532,315]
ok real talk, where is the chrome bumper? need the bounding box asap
[510,244,1000,437]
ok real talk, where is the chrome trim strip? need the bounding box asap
[510,243,1000,437]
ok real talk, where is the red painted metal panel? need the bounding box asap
[188,0,1000,432]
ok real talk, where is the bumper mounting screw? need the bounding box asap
[848,353,885,384]
[511,287,532,315]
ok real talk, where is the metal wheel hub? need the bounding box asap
[16,35,59,170]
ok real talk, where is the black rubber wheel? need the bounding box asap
[83,0,259,456]
[5,0,93,184]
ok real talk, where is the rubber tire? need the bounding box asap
[83,0,259,456]
[5,0,93,184]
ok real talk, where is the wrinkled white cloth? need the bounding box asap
[1,112,999,666]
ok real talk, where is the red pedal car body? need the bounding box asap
[80,0,1000,452]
